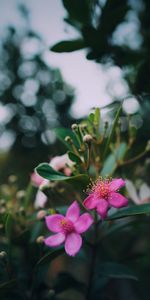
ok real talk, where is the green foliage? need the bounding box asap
[51,39,85,52]
[107,203,150,220]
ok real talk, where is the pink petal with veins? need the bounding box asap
[65,232,82,256]
[108,192,128,208]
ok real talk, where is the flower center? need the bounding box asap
[60,218,74,233]
[88,178,110,200]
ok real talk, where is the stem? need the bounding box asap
[86,214,98,300]
[119,150,148,166]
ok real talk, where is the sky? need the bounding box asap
[0,0,129,117]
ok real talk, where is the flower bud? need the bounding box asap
[16,190,25,199]
[65,136,72,143]
[8,175,17,183]
[36,236,44,244]
[71,123,78,130]
[48,289,55,297]
[83,134,93,143]
[146,140,150,152]
[0,199,5,206]
[0,251,7,259]
[37,210,46,220]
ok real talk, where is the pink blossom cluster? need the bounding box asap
[44,178,128,256]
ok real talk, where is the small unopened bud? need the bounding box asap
[0,223,4,229]
[48,289,55,297]
[65,136,72,143]
[0,251,7,259]
[71,123,78,130]
[80,123,87,130]
[16,190,25,199]
[146,140,150,152]
[36,236,44,244]
[0,199,5,206]
[8,175,17,183]
[0,207,6,214]
[83,134,93,143]
[37,210,46,220]
[18,207,25,214]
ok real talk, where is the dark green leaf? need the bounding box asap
[0,279,17,292]
[51,39,85,52]
[35,163,89,187]
[35,248,64,268]
[102,105,122,159]
[97,262,137,280]
[62,0,91,23]
[68,151,82,164]
[107,203,150,220]
[5,214,13,240]
[54,272,86,294]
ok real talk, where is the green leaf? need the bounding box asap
[88,113,94,123]
[97,262,138,280]
[35,163,89,187]
[51,39,85,53]
[62,0,91,24]
[107,203,150,220]
[101,142,127,176]
[5,214,13,240]
[103,105,122,159]
[94,108,100,126]
[54,128,78,149]
[68,151,82,164]
[0,279,17,292]
[35,248,64,268]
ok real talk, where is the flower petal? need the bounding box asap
[74,213,93,233]
[65,233,82,256]
[108,192,128,208]
[34,190,47,208]
[83,195,99,209]
[66,201,80,222]
[45,214,64,232]
[109,179,125,192]
[44,232,65,247]
[96,199,109,219]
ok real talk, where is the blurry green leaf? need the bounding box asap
[5,214,13,240]
[94,108,100,126]
[103,105,122,159]
[68,151,82,164]
[107,203,150,220]
[36,163,89,187]
[0,279,17,294]
[54,272,86,294]
[101,142,127,176]
[62,0,91,23]
[97,262,138,280]
[30,222,44,243]
[51,39,85,52]
[36,248,64,268]
[54,128,79,149]
[88,113,94,123]
[24,183,35,209]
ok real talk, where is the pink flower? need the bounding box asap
[83,178,128,219]
[31,154,72,208]
[50,154,72,176]
[31,172,44,187]
[44,201,93,256]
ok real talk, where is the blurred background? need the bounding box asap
[0,0,150,186]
